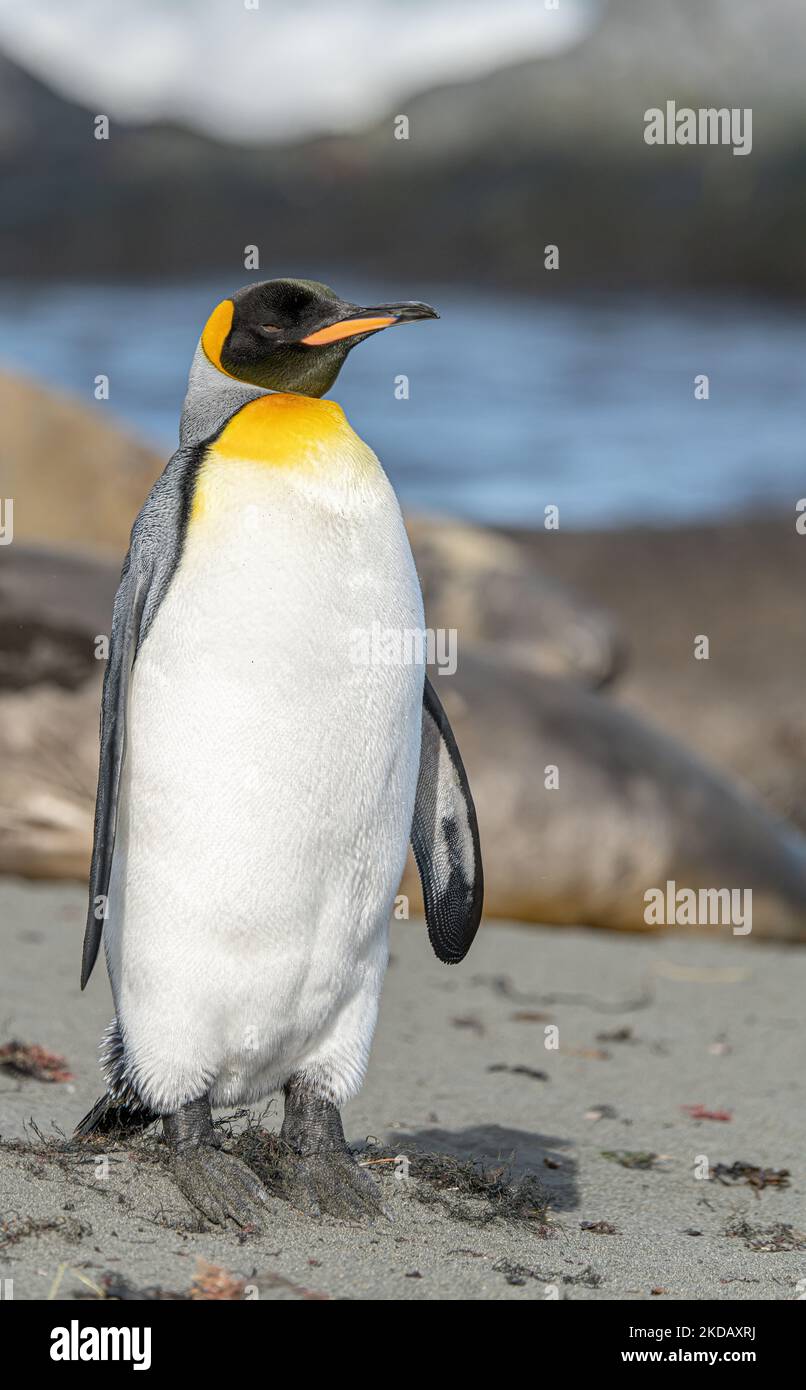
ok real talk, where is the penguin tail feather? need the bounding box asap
[73,1017,158,1139]
[74,1093,158,1139]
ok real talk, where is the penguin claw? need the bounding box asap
[170,1146,270,1231]
[282,1150,391,1223]
[350,1160,395,1223]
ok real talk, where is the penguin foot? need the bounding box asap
[170,1146,270,1231]
[163,1094,269,1231]
[279,1074,392,1222]
[281,1148,390,1222]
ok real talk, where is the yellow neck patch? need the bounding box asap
[213,392,351,461]
[190,393,375,524]
[201,299,237,377]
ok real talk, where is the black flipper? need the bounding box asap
[79,442,207,991]
[411,675,483,963]
[80,568,148,989]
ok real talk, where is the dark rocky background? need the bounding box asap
[1,0,805,292]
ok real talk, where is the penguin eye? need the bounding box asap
[261,324,282,334]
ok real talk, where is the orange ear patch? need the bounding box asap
[201,299,237,375]
[301,316,396,346]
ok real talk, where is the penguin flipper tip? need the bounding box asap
[411,676,483,965]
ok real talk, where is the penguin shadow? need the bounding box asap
[386,1124,579,1213]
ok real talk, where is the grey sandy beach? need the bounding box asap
[1,879,803,1302]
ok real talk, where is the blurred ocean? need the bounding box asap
[1,277,804,529]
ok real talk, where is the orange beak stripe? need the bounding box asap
[300,316,397,346]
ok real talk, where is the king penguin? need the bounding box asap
[76,278,483,1226]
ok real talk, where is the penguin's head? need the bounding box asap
[200,278,439,397]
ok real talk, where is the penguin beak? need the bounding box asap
[300,301,439,347]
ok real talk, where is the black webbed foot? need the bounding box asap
[279,1075,391,1222]
[281,1146,389,1221]
[170,1145,269,1230]
[164,1095,269,1231]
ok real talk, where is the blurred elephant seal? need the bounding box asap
[401,650,806,942]
[408,515,625,688]
[5,545,806,941]
[0,545,116,689]
[0,516,627,884]
[0,547,110,878]
[0,679,100,879]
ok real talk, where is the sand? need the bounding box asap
[0,878,804,1302]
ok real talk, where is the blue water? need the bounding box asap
[1,277,804,528]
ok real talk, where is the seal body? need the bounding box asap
[105,394,425,1113]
